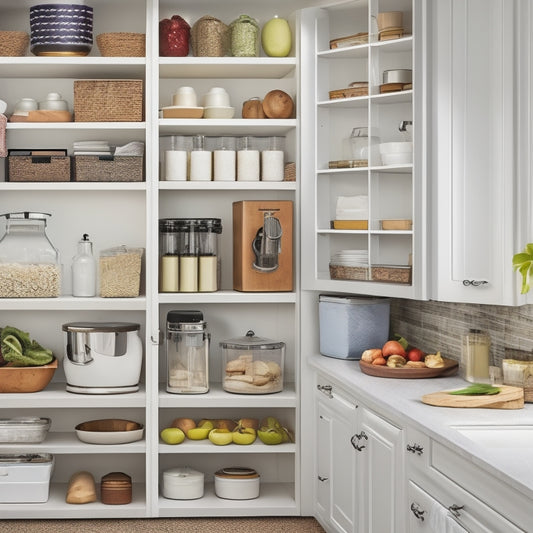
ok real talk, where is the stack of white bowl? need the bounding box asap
[379,141,413,166]
[330,249,368,267]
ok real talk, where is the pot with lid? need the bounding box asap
[62,322,142,394]
[220,330,284,394]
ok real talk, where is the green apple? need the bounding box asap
[208,428,233,446]
[160,427,185,445]
[232,426,257,445]
[257,427,284,445]
[261,16,292,57]
[187,427,211,440]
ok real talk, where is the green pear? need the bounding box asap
[257,427,284,445]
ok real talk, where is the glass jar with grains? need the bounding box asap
[230,14,259,57]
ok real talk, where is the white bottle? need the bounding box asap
[72,233,96,297]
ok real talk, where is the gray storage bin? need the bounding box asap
[319,294,390,360]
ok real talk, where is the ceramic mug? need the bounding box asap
[172,86,197,107]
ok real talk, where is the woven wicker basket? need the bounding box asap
[74,155,143,182]
[284,162,296,181]
[191,15,229,56]
[8,155,71,182]
[74,79,143,122]
[329,264,369,281]
[0,31,29,57]
[96,33,145,57]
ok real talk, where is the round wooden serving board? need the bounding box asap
[421,385,524,409]
[359,358,458,379]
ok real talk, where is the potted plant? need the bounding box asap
[513,243,533,294]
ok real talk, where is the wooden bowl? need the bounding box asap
[0,359,58,393]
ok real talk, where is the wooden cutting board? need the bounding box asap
[422,385,524,409]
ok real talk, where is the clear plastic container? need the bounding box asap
[261,136,285,181]
[220,330,284,394]
[349,127,381,166]
[0,212,60,298]
[166,310,210,394]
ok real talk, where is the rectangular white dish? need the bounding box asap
[0,417,51,443]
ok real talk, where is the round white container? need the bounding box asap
[165,151,188,181]
[162,467,204,500]
[214,467,260,500]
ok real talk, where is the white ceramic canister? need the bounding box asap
[214,467,260,500]
[162,467,204,500]
[237,136,259,181]
[189,135,212,181]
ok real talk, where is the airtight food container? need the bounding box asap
[220,330,284,394]
[0,417,51,444]
[162,467,204,500]
[214,467,260,500]
[319,294,390,360]
[0,453,54,503]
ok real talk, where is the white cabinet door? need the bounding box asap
[316,383,358,533]
[431,0,519,304]
[358,406,404,533]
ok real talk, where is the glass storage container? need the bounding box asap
[461,329,491,383]
[213,136,236,181]
[220,330,285,394]
[159,219,180,292]
[166,310,210,394]
[261,136,285,181]
[0,211,60,298]
[237,136,260,181]
[189,134,212,181]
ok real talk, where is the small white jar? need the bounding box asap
[214,467,260,500]
[162,467,204,500]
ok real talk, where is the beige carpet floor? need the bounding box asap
[0,517,325,532]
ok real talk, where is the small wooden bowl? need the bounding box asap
[0,359,58,393]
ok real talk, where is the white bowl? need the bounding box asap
[203,106,235,119]
[379,141,413,154]
[381,152,412,165]
[74,419,144,444]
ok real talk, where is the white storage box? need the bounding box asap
[0,417,51,443]
[214,467,260,500]
[0,453,54,503]
[319,294,390,360]
[162,467,204,500]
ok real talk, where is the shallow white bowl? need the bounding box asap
[379,141,413,154]
[381,152,412,165]
[75,419,144,444]
[203,106,235,119]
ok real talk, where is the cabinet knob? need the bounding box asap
[462,279,488,287]
[448,504,464,518]
[318,475,329,482]
[406,443,424,455]
[317,384,333,398]
[350,433,366,451]
[410,502,425,521]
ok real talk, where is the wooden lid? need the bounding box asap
[101,472,131,486]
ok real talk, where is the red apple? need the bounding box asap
[407,348,425,362]
[382,340,406,358]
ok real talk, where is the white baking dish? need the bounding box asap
[0,417,51,443]
[214,467,260,500]
[0,453,54,503]
[162,467,204,500]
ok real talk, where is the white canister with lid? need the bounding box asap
[162,467,204,500]
[214,467,260,500]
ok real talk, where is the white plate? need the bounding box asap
[203,106,235,119]
[75,427,144,445]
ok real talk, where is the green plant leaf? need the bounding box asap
[512,244,533,294]
[449,384,501,395]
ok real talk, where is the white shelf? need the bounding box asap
[159,382,297,408]
[158,483,297,517]
[0,182,147,191]
[318,229,413,235]
[318,90,413,108]
[0,57,146,78]
[0,296,147,311]
[159,181,296,191]
[0,432,146,454]
[0,383,146,408]
[159,119,297,135]
[7,122,146,131]
[159,57,297,79]
[158,291,297,304]
[0,483,147,519]
[159,440,296,454]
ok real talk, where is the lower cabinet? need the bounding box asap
[315,374,404,533]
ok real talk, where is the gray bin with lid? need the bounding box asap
[319,295,390,360]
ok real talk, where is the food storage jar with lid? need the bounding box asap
[213,136,236,181]
[237,136,260,181]
[220,330,284,394]
[166,310,210,394]
[349,127,381,166]
[229,15,259,57]
[159,219,181,292]
[189,134,212,181]
[214,467,260,499]
[461,329,491,383]
[0,417,51,444]
[0,211,61,298]
[162,467,204,499]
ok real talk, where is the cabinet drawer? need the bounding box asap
[404,425,430,474]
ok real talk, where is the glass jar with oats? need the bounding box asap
[0,212,61,298]
[99,245,144,298]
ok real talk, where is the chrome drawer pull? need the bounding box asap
[318,476,328,482]
[406,443,424,455]
[317,384,333,398]
[462,279,488,287]
[410,502,425,521]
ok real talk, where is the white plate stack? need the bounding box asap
[330,249,369,267]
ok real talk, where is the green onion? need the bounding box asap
[448,383,501,395]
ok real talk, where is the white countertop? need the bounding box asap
[309,354,533,500]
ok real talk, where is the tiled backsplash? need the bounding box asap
[390,299,533,367]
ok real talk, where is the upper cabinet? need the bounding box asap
[430,0,529,305]
[300,0,428,300]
